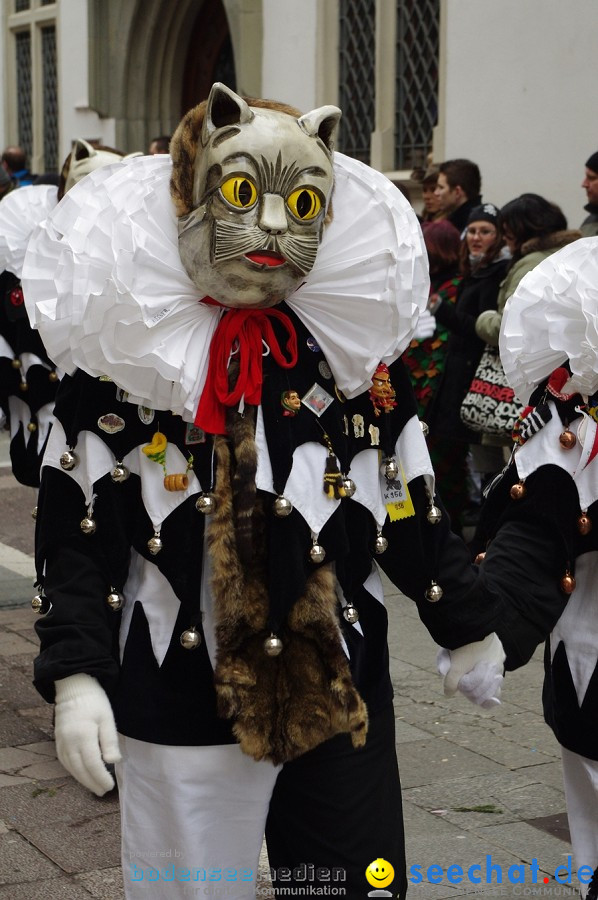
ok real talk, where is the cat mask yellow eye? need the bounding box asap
[220,176,258,209]
[286,188,322,221]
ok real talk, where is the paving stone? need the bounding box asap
[0,632,37,656]
[0,878,94,898]
[0,660,45,710]
[0,746,49,772]
[17,759,68,780]
[0,710,50,745]
[0,778,118,829]
[18,741,57,757]
[0,829,60,885]
[0,774,33,787]
[17,810,121,875]
[19,705,54,736]
[74,867,125,899]
[398,737,507,789]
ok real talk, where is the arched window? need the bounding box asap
[337,0,376,164]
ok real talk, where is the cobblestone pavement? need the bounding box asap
[0,450,575,899]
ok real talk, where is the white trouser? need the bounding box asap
[561,746,598,898]
[116,735,280,900]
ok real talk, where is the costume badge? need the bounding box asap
[306,337,321,353]
[116,388,130,403]
[369,362,397,416]
[98,413,125,434]
[281,389,301,416]
[382,461,415,521]
[138,405,155,425]
[185,423,206,445]
[301,383,334,417]
[318,361,332,380]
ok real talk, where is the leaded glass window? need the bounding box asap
[395,0,439,170]
[15,31,33,162]
[15,1,30,11]
[338,0,376,164]
[42,25,58,172]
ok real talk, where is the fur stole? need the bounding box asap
[206,409,368,764]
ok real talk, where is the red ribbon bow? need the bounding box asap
[195,306,298,435]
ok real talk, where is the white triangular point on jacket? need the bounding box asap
[22,153,429,420]
[0,183,57,278]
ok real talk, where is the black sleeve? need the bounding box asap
[377,464,575,671]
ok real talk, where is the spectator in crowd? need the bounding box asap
[425,204,508,535]
[148,135,171,154]
[411,165,443,223]
[1,145,33,187]
[476,194,582,348]
[403,218,464,527]
[0,166,14,199]
[580,151,598,237]
[434,158,482,233]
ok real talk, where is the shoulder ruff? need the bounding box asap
[0,184,57,278]
[22,154,428,419]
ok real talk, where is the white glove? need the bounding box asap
[54,673,121,796]
[437,633,505,709]
[412,309,437,341]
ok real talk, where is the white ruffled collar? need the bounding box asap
[501,236,598,405]
[23,153,428,420]
[0,183,57,278]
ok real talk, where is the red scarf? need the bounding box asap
[195,305,298,434]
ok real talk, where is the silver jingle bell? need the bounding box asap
[106,589,124,611]
[343,603,360,624]
[180,628,202,650]
[309,542,326,564]
[264,634,283,656]
[425,581,444,603]
[273,496,293,517]
[341,478,356,498]
[420,420,430,437]
[426,504,442,525]
[31,506,38,520]
[384,458,399,481]
[148,533,163,555]
[374,532,388,555]
[80,516,97,535]
[111,463,130,483]
[195,493,215,515]
[60,449,79,471]
[31,594,44,614]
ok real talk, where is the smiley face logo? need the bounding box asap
[365,858,395,889]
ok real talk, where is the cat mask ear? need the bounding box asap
[298,106,341,154]
[202,82,254,145]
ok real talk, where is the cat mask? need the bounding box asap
[61,139,140,196]
[171,83,341,309]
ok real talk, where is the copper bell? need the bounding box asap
[19,381,28,392]
[31,594,44,614]
[560,571,576,594]
[426,504,442,525]
[425,581,443,602]
[11,358,20,369]
[195,493,215,515]
[559,429,576,450]
[106,588,124,611]
[180,628,202,650]
[578,512,592,536]
[148,532,163,555]
[48,370,59,382]
[384,458,399,481]
[60,449,79,471]
[264,634,283,656]
[80,516,96,535]
[510,481,526,500]
[474,551,487,565]
[273,496,293,517]
[111,463,130,483]
[343,603,359,624]
[27,422,37,433]
[341,478,356,498]
[374,532,388,555]
[310,540,326,564]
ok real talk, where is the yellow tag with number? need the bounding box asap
[382,462,415,521]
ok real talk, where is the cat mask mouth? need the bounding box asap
[172,83,340,309]
[245,250,286,268]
